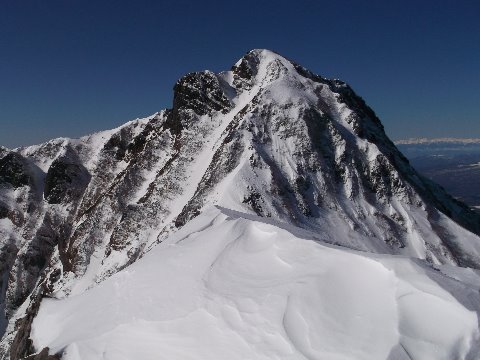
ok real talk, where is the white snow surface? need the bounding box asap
[32,207,480,360]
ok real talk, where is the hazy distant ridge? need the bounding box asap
[395,137,480,145]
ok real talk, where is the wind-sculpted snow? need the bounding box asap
[31,207,480,359]
[1,49,480,358]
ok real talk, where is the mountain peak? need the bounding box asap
[234,48,284,67]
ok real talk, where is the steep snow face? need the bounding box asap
[31,208,480,360]
[1,49,480,358]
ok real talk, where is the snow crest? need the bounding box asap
[32,207,480,359]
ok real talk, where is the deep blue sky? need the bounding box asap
[1,0,479,148]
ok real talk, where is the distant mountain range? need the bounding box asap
[396,138,480,209]
[395,138,480,145]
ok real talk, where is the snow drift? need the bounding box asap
[32,207,480,359]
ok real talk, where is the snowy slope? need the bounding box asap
[31,207,480,360]
[1,49,480,359]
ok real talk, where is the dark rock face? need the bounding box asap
[0,242,17,335]
[102,128,130,161]
[0,153,31,189]
[8,291,62,360]
[8,214,60,316]
[164,71,232,135]
[0,202,8,219]
[44,155,90,205]
[24,348,61,360]
[173,71,232,116]
[8,295,40,360]
[231,51,260,89]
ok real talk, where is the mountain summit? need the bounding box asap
[1,50,480,359]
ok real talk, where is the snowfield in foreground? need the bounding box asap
[32,207,480,360]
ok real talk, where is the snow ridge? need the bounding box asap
[31,207,480,360]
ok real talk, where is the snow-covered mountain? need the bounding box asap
[1,49,480,359]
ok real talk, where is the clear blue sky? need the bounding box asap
[1,0,479,148]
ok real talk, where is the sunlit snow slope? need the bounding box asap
[32,207,480,360]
